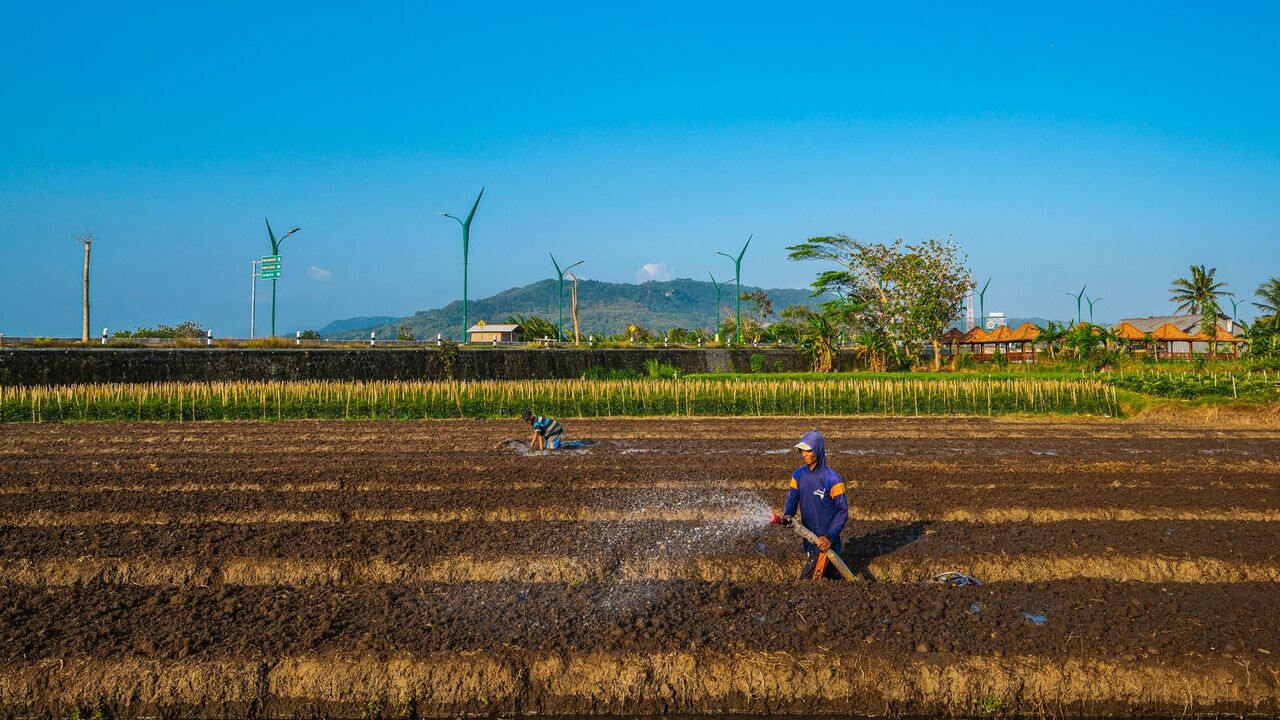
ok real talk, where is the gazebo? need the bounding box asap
[1113,321,1152,355]
[1188,328,1246,359]
[1150,323,1195,360]
[959,323,1041,363]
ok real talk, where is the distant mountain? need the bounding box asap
[318,316,399,336]
[321,278,830,340]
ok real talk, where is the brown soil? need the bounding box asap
[1,417,1278,717]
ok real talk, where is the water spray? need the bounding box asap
[771,513,855,581]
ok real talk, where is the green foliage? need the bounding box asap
[112,321,206,338]
[395,323,417,342]
[298,329,322,340]
[0,377,1122,422]
[508,314,559,341]
[1111,368,1278,400]
[437,340,459,380]
[644,359,682,379]
[973,693,1003,715]
[581,366,643,380]
[749,353,766,373]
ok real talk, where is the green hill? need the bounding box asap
[321,278,829,340]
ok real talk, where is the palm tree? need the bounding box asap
[1169,265,1228,314]
[1255,277,1280,329]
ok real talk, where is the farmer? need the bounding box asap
[777,429,849,580]
[522,409,564,451]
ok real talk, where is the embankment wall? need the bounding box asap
[0,348,855,386]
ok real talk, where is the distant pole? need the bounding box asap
[716,235,751,342]
[77,232,95,343]
[1227,295,1241,332]
[550,254,584,343]
[438,188,484,342]
[264,219,302,337]
[709,272,725,333]
[250,259,259,338]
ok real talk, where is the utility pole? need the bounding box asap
[250,259,259,338]
[263,219,301,337]
[438,188,484,342]
[550,253,584,343]
[77,232,95,343]
[716,235,751,342]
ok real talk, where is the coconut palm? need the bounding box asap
[1169,265,1228,314]
[1254,277,1280,329]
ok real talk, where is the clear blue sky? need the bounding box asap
[2,2,1277,337]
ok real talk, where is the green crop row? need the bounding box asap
[0,378,1120,422]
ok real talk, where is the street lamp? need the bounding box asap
[716,235,751,343]
[550,254,584,343]
[1065,284,1087,325]
[709,272,725,336]
[977,278,991,327]
[1085,293,1103,325]
[437,187,485,342]
[264,219,301,337]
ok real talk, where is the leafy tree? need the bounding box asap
[613,323,656,343]
[508,314,559,341]
[787,236,971,370]
[739,289,774,326]
[298,329,322,340]
[790,303,850,373]
[1036,321,1069,360]
[395,323,417,342]
[1254,277,1280,330]
[1169,265,1228,314]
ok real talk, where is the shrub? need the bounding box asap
[581,366,642,380]
[645,359,681,379]
[749,353,766,373]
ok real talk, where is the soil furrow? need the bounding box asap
[0,652,1273,717]
[3,553,1277,586]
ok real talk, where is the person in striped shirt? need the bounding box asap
[522,409,565,452]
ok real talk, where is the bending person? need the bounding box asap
[522,409,564,452]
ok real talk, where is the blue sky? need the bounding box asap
[2,2,1278,336]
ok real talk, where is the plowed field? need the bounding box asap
[1,418,1278,717]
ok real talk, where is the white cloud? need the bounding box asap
[307,266,332,280]
[636,262,673,283]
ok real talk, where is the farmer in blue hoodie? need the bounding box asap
[778,429,849,580]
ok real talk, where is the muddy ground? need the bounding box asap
[0,417,1278,717]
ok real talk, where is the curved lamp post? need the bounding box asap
[709,272,725,336]
[977,278,991,327]
[1065,284,1087,325]
[716,235,751,342]
[437,187,484,342]
[550,254,584,342]
[1085,293,1103,325]
[264,219,301,337]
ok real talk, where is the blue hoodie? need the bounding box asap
[784,429,849,553]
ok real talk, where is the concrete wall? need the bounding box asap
[0,348,858,386]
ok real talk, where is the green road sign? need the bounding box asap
[261,255,282,279]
